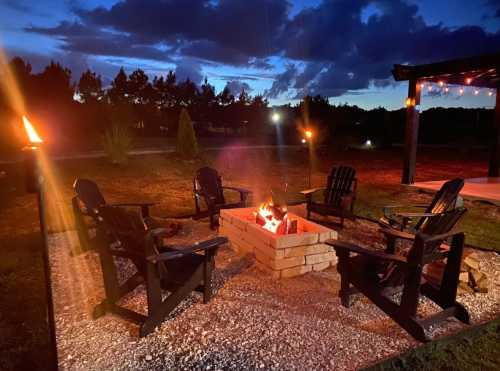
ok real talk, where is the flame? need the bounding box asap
[22,116,43,143]
[255,202,285,234]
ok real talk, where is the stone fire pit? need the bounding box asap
[219,207,338,278]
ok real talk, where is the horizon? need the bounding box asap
[1,0,500,110]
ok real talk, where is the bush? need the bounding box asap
[102,124,132,165]
[176,108,198,159]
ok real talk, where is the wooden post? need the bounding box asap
[402,79,420,184]
[488,87,500,177]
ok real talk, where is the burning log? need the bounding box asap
[255,202,297,235]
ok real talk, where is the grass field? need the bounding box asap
[1,145,499,369]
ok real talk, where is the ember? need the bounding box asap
[255,202,297,235]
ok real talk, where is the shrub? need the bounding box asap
[176,108,198,159]
[102,124,132,165]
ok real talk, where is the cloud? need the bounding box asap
[22,0,500,100]
[224,80,253,95]
[175,59,203,84]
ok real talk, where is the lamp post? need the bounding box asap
[22,116,58,370]
[302,129,314,188]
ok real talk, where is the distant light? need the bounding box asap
[488,91,494,97]
[405,98,414,107]
[427,85,433,92]
[420,83,425,89]
[474,89,479,96]
[438,81,444,87]
[459,88,464,95]
[305,130,313,139]
[465,77,472,85]
[444,87,449,93]
[301,138,307,144]
[271,112,280,123]
[365,139,372,147]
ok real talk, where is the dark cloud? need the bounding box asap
[23,0,500,99]
[224,80,253,95]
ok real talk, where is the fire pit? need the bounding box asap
[219,206,337,278]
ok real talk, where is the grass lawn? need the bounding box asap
[0,145,499,369]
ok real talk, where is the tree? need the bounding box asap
[217,86,234,106]
[107,67,128,104]
[77,69,103,104]
[176,108,198,159]
[128,69,149,104]
[35,61,73,103]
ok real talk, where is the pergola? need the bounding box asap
[392,53,500,184]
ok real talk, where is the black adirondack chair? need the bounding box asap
[380,178,464,232]
[72,178,155,251]
[326,208,469,342]
[193,167,251,229]
[93,205,228,337]
[300,166,357,227]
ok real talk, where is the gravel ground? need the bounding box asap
[48,211,500,370]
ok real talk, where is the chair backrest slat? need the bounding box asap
[324,166,356,206]
[195,167,225,204]
[73,178,106,214]
[416,178,464,230]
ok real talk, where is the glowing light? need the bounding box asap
[271,112,280,123]
[444,87,449,93]
[488,91,494,97]
[405,98,414,107]
[474,90,479,96]
[438,81,444,87]
[420,83,425,89]
[465,77,472,85]
[22,116,43,144]
[427,85,433,92]
[301,138,307,144]
[365,139,372,147]
[459,88,464,95]
[305,130,313,139]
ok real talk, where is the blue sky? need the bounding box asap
[0,0,499,110]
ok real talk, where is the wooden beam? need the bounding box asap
[489,87,500,177]
[402,79,420,184]
[392,53,500,82]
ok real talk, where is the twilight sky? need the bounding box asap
[1,0,499,109]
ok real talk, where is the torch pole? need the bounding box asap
[24,146,58,370]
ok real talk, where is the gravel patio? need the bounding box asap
[49,207,500,370]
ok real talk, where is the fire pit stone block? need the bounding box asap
[219,207,338,279]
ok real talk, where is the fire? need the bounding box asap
[256,202,283,233]
[22,116,43,144]
[255,202,297,235]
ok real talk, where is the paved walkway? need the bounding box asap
[412,177,500,205]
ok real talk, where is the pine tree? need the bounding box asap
[176,108,198,159]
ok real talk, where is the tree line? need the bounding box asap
[0,56,495,154]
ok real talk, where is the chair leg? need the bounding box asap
[203,255,214,304]
[339,275,352,307]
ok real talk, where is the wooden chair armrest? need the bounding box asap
[325,239,407,265]
[383,204,428,210]
[222,186,252,197]
[147,237,228,263]
[110,202,155,207]
[300,187,325,196]
[380,227,415,241]
[419,230,464,243]
[394,211,436,218]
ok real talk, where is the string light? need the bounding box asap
[473,89,479,95]
[459,88,464,95]
[438,81,444,87]
[488,91,494,97]
[465,77,472,85]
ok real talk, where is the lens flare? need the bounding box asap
[22,116,43,143]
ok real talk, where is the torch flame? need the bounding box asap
[22,116,43,143]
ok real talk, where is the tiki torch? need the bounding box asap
[22,116,58,370]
